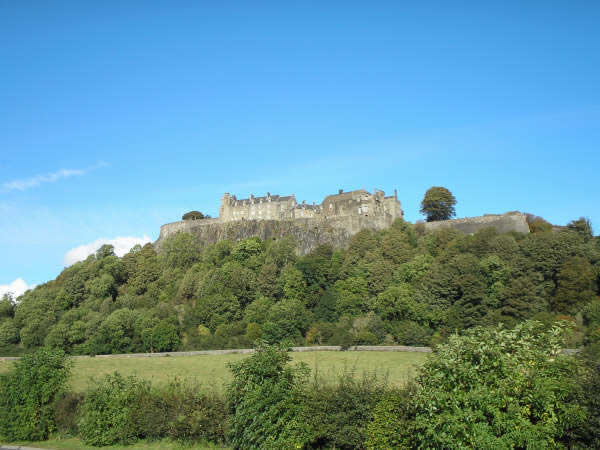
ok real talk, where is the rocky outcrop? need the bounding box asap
[156,217,356,255]
[155,212,530,255]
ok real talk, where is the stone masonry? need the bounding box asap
[156,188,403,254]
[155,188,529,255]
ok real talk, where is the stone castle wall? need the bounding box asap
[156,188,403,254]
[155,189,529,254]
[157,214,399,255]
[423,212,530,234]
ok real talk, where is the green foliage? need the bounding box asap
[148,319,180,352]
[365,385,415,449]
[526,213,553,233]
[0,319,19,346]
[0,348,71,441]
[226,342,309,449]
[4,214,598,359]
[397,321,587,449]
[182,210,208,220]
[78,372,153,445]
[567,216,593,242]
[159,232,203,270]
[553,256,597,313]
[0,293,15,318]
[92,308,141,354]
[148,379,227,443]
[262,299,311,343]
[231,237,264,264]
[420,186,457,222]
[300,371,388,449]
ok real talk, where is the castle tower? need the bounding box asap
[219,193,231,222]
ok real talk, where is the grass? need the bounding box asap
[0,351,427,393]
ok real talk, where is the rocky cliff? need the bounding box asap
[156,217,355,255]
[155,212,530,255]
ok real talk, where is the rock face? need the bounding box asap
[156,216,387,255]
[155,212,530,255]
[423,212,530,234]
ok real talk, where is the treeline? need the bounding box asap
[1,217,599,356]
[1,323,600,448]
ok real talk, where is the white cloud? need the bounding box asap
[63,235,152,266]
[0,278,35,299]
[2,162,109,192]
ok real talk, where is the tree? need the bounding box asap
[526,213,553,233]
[419,186,456,222]
[182,211,209,220]
[567,217,593,242]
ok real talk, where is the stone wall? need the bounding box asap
[156,214,398,255]
[423,212,530,234]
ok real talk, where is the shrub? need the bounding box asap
[301,370,388,449]
[226,342,309,449]
[573,344,600,447]
[149,379,227,443]
[78,372,153,445]
[397,321,587,448]
[365,385,416,449]
[0,348,71,441]
[54,392,84,436]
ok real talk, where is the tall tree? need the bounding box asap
[420,186,456,222]
[567,217,593,242]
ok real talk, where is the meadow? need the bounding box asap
[0,350,427,393]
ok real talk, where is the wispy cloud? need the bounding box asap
[2,161,109,192]
[63,235,152,266]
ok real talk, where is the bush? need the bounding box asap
[397,321,587,448]
[0,348,71,441]
[226,342,309,449]
[149,379,227,443]
[365,385,416,449]
[300,371,388,449]
[78,372,153,445]
[54,392,84,436]
[78,372,227,446]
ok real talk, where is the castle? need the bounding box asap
[155,187,529,254]
[218,188,403,222]
[156,188,404,253]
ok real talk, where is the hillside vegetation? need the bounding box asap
[1,218,599,356]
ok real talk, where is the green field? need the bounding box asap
[0,351,427,393]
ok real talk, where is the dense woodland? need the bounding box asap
[1,216,599,356]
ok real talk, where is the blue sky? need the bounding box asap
[1,1,599,293]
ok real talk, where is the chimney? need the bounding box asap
[394,189,398,200]
[338,189,343,194]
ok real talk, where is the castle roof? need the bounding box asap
[233,194,295,203]
[323,188,369,202]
